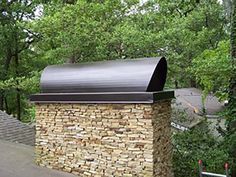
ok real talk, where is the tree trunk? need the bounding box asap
[14,31,21,121]
[230,0,236,99]
[0,91,4,111]
[63,0,76,4]
[16,88,21,121]
[4,96,9,114]
[0,48,12,112]
[229,1,236,176]
[67,54,76,63]
[15,51,21,121]
[190,79,197,88]
[174,80,179,89]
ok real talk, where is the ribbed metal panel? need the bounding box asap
[40,57,167,93]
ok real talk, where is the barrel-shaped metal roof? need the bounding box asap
[40,57,167,93]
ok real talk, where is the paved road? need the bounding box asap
[0,140,76,177]
[175,88,224,115]
[174,88,225,136]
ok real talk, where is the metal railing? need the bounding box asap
[199,160,230,177]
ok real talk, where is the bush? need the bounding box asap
[172,121,231,177]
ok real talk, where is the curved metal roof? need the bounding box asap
[40,57,167,93]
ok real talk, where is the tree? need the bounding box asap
[230,1,236,99]
[173,121,231,177]
[0,0,40,120]
[191,40,231,100]
[155,0,226,88]
[32,0,161,63]
[191,1,236,175]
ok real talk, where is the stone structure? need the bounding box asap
[31,57,174,177]
[35,101,173,177]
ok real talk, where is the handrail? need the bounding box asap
[201,172,227,177]
[198,160,230,177]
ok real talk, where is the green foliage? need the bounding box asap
[21,106,36,123]
[0,72,40,92]
[220,97,236,174]
[173,122,231,177]
[191,40,231,100]
[155,0,226,88]
[0,1,235,176]
[31,0,226,90]
[0,0,230,124]
[0,0,49,120]
[32,0,164,63]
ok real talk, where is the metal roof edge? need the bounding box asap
[30,91,174,104]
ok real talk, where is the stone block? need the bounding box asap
[35,101,173,177]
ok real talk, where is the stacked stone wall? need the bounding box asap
[35,100,173,177]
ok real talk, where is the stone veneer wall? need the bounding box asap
[35,100,173,177]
